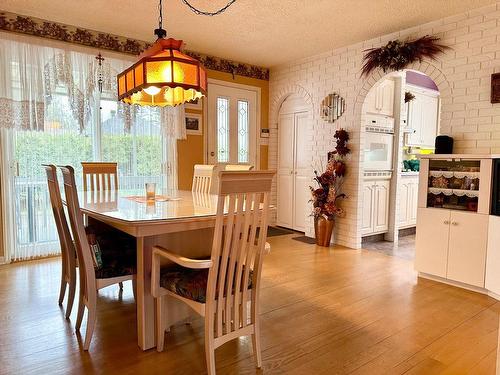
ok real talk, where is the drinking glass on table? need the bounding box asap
[145,183,156,201]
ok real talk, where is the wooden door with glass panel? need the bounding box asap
[207,83,257,166]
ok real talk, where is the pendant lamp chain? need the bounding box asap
[180,0,237,16]
[154,0,167,39]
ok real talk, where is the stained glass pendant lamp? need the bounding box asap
[117,0,207,107]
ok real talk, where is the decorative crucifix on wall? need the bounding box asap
[95,53,105,94]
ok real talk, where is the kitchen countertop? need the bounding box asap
[401,171,420,176]
[419,154,500,159]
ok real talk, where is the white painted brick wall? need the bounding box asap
[268,3,500,249]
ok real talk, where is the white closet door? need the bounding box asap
[277,113,295,228]
[293,112,309,231]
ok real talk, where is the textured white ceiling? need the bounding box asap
[0,0,495,67]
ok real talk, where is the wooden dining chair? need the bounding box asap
[60,165,137,351]
[81,162,125,290]
[43,164,77,320]
[224,164,254,171]
[192,164,216,194]
[152,170,275,374]
[81,162,118,192]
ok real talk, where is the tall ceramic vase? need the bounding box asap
[314,216,335,247]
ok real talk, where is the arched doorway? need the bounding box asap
[360,69,441,259]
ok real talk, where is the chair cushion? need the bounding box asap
[159,263,253,304]
[85,226,136,279]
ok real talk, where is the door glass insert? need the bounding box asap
[217,97,230,162]
[237,100,249,163]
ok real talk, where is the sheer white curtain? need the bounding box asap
[0,35,186,262]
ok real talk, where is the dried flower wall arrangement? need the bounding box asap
[361,35,449,77]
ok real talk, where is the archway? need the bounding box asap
[357,65,449,258]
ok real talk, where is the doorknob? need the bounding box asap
[451,221,458,226]
[443,220,450,225]
[290,171,293,174]
[210,151,215,156]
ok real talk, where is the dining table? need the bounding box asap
[77,188,225,351]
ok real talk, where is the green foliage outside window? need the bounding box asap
[15,132,162,178]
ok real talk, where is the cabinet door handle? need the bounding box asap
[451,221,458,226]
[443,220,450,225]
[290,171,293,175]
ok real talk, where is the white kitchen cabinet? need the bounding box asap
[362,179,390,235]
[447,211,488,287]
[364,78,395,117]
[378,79,395,116]
[486,216,500,296]
[277,109,309,232]
[362,182,375,234]
[406,87,439,148]
[415,208,451,278]
[398,175,419,228]
[415,207,489,287]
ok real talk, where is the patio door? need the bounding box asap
[207,82,258,166]
[1,93,168,262]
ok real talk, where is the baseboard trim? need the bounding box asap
[417,272,497,299]
[487,290,500,301]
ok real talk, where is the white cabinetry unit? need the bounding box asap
[485,216,500,297]
[415,208,451,278]
[447,211,489,287]
[364,78,395,117]
[362,178,390,235]
[406,86,439,148]
[415,156,494,291]
[277,109,309,232]
[415,208,488,287]
[398,175,419,228]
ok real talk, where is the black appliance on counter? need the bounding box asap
[435,135,454,154]
[492,159,500,216]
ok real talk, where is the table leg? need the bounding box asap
[136,236,156,350]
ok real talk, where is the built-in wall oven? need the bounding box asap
[364,132,394,171]
[364,115,394,171]
[492,159,500,215]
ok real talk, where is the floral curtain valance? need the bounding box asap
[0,36,186,139]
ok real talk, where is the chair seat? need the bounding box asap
[86,226,137,279]
[160,264,253,304]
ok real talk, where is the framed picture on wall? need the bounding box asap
[185,113,202,135]
[185,97,202,110]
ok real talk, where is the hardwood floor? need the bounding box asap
[0,234,498,374]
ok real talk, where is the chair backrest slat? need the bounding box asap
[43,164,76,279]
[60,166,96,297]
[192,164,215,194]
[81,162,118,192]
[207,170,274,340]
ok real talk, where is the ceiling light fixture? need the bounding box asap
[117,0,207,107]
[180,0,237,16]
